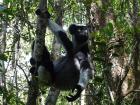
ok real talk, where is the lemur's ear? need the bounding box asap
[44,10,51,19]
[35,9,51,19]
[69,24,77,35]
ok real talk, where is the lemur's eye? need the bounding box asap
[78,29,81,32]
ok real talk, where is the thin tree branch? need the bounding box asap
[122,89,140,99]
[17,64,30,84]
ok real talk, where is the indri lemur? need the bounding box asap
[30,9,92,102]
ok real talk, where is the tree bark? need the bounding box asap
[80,1,96,105]
[0,18,7,105]
[26,0,48,105]
[131,0,140,104]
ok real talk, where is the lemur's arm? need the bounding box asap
[36,9,73,56]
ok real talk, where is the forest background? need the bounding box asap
[0,0,140,105]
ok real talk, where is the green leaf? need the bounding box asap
[94,41,106,46]
[0,68,2,72]
[95,76,103,83]
[0,53,7,61]
[106,22,114,36]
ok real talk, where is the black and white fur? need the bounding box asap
[30,9,92,102]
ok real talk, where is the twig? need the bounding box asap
[17,64,30,84]
[123,89,140,99]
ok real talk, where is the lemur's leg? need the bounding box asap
[66,52,91,102]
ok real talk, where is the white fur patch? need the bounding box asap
[74,58,80,70]
[78,68,90,88]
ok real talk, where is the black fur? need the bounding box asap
[30,41,54,81]
[35,9,51,19]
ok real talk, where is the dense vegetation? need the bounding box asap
[0,0,140,105]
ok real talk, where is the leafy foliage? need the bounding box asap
[0,0,140,105]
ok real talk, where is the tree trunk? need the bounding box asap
[80,1,96,105]
[0,19,7,105]
[131,0,140,104]
[26,0,48,105]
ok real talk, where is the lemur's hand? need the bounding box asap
[35,9,51,19]
[66,85,83,102]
